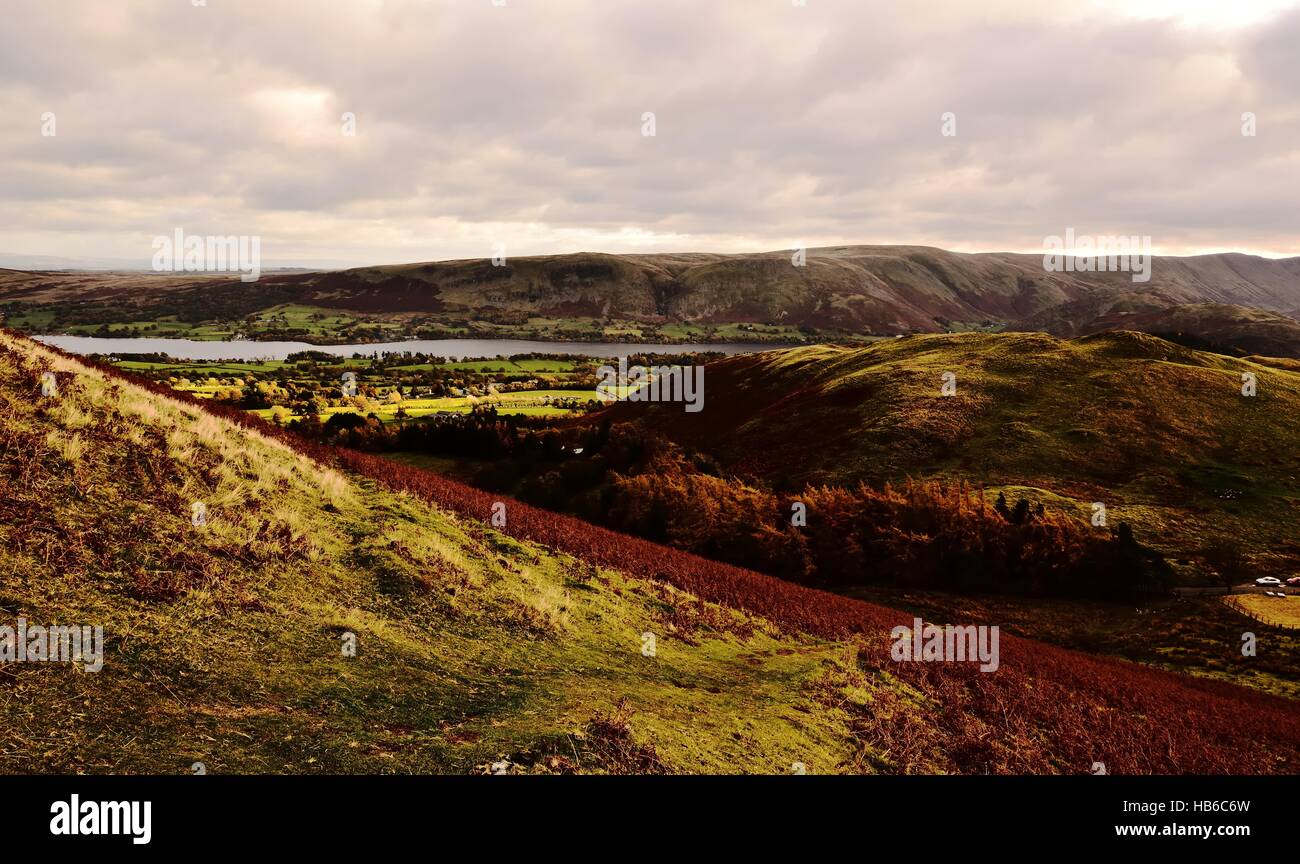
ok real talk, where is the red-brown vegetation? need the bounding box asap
[25,332,1300,774]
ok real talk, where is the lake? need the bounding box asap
[35,335,791,362]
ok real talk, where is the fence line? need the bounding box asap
[1223,595,1300,630]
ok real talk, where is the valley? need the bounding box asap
[31,326,1300,715]
[7,326,1300,773]
[7,253,1300,777]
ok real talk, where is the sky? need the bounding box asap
[1,0,1298,267]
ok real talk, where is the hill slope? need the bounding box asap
[0,330,858,774]
[5,247,1300,351]
[260,247,1300,331]
[1018,297,1300,358]
[5,330,1300,773]
[604,331,1300,576]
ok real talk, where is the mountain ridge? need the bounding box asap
[5,244,1300,353]
[261,246,1300,329]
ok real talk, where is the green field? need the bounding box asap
[112,349,623,426]
[2,307,58,329]
[392,358,579,374]
[117,359,289,374]
[64,320,239,340]
[241,388,600,423]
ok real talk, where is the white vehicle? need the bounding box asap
[1255,577,1283,586]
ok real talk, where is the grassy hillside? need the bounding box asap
[6,247,1300,350]
[6,329,1300,774]
[1021,298,1300,358]
[607,331,1300,578]
[264,247,1300,334]
[0,330,860,774]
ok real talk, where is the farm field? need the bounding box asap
[251,390,587,422]
[102,348,701,431]
[104,350,620,424]
[64,320,237,340]
[390,358,580,374]
[1224,594,1300,631]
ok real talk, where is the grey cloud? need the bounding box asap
[1,0,1298,261]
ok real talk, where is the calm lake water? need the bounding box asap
[35,335,790,362]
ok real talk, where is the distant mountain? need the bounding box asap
[258,246,1296,319]
[259,246,1300,348]
[4,245,1300,354]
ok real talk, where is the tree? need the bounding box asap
[1202,539,1248,589]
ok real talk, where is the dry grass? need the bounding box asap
[1224,594,1300,630]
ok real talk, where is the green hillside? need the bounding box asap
[612,331,1300,578]
[7,247,1300,353]
[0,331,862,774]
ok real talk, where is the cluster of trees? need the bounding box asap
[293,408,619,465]
[592,472,1170,599]
[306,414,1170,600]
[293,408,517,456]
[166,375,247,401]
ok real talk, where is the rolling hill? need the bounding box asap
[259,247,1300,331]
[1022,300,1300,358]
[0,328,857,774]
[5,246,1300,352]
[4,328,1300,773]
[602,331,1300,577]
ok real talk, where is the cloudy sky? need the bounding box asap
[2,0,1298,267]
